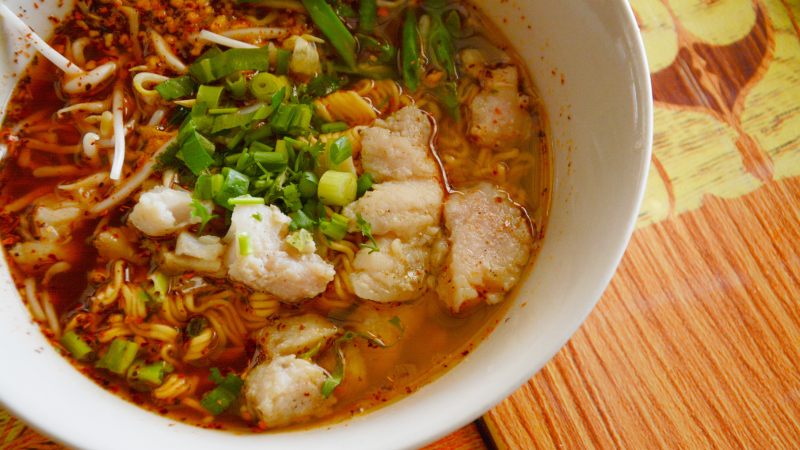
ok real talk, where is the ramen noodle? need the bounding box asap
[0,0,550,431]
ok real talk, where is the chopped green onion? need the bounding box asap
[298,171,320,198]
[359,0,377,33]
[149,271,170,301]
[214,168,250,210]
[252,212,263,221]
[60,331,94,361]
[228,195,266,205]
[196,85,225,109]
[318,170,357,206]
[250,72,283,102]
[289,209,314,231]
[252,152,288,171]
[298,340,323,360]
[180,131,216,175]
[276,48,291,75]
[237,232,253,255]
[190,198,218,235]
[299,0,357,68]
[200,370,244,415]
[402,9,421,92]
[155,75,198,101]
[96,338,140,375]
[186,317,207,338]
[226,71,247,99]
[245,124,273,144]
[319,215,348,241]
[227,128,247,150]
[127,359,171,388]
[208,107,239,115]
[328,136,352,165]
[320,122,348,133]
[356,172,375,197]
[189,46,271,83]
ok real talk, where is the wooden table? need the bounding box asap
[4,0,800,449]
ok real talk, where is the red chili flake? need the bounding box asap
[377,7,389,16]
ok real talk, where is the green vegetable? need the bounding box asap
[320,122,348,133]
[200,369,244,415]
[214,168,250,210]
[402,9,421,92]
[444,10,461,36]
[318,170,357,206]
[276,49,291,75]
[226,71,247,99]
[149,271,170,301]
[155,75,198,101]
[321,317,404,398]
[358,0,377,33]
[186,317,207,338]
[190,198,218,234]
[196,85,225,109]
[286,228,314,252]
[428,15,456,78]
[252,212,263,221]
[228,195,266,205]
[127,359,171,389]
[328,136,352,165]
[237,232,253,255]
[318,213,349,241]
[358,34,396,64]
[356,172,375,197]
[189,46,271,83]
[299,0,357,68]
[180,130,216,175]
[356,213,379,253]
[60,331,94,361]
[96,338,140,375]
[289,209,315,231]
[250,72,283,102]
[298,171,320,199]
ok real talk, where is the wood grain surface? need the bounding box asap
[6,0,800,449]
[484,0,800,448]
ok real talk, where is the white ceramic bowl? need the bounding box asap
[0,0,652,448]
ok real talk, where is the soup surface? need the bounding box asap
[0,0,550,432]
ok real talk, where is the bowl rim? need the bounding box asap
[0,0,653,448]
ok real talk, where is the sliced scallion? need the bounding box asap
[60,331,94,361]
[318,170,357,206]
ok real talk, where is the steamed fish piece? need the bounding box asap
[128,186,212,237]
[225,204,334,302]
[436,182,532,313]
[342,179,443,240]
[468,66,533,150]
[245,355,335,429]
[257,314,338,358]
[360,106,439,182]
[350,237,432,303]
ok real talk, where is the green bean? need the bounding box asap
[300,0,357,68]
[402,9,421,92]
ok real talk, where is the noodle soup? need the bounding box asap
[0,0,550,432]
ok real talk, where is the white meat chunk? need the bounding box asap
[32,196,84,241]
[436,183,533,313]
[128,186,211,237]
[175,232,225,261]
[245,355,335,429]
[468,66,533,149]
[350,237,431,303]
[257,314,338,358]
[341,179,443,240]
[94,226,148,265]
[360,106,439,182]
[225,204,334,302]
[8,240,72,273]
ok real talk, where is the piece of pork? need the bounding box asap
[350,237,431,303]
[468,66,533,150]
[436,182,533,313]
[128,186,212,237]
[341,179,443,241]
[245,355,335,429]
[225,204,334,302]
[360,106,439,182]
[257,314,338,358]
